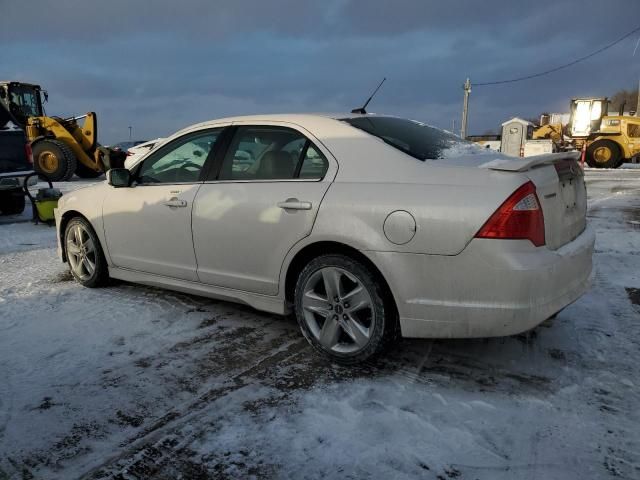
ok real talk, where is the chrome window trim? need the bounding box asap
[134,181,204,187]
[202,177,325,185]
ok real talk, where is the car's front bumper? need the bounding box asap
[366,225,595,338]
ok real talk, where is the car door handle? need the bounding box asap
[277,199,312,210]
[163,198,188,208]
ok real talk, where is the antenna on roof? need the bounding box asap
[351,77,386,114]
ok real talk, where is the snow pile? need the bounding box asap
[438,139,497,159]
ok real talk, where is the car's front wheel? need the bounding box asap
[294,254,391,364]
[64,217,109,287]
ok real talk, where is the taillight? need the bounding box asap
[475,181,545,247]
[25,143,34,164]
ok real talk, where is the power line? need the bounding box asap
[474,25,640,86]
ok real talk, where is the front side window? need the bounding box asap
[138,130,220,184]
[218,126,328,180]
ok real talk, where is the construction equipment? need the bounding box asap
[471,96,640,167]
[0,81,125,181]
[527,98,640,168]
[532,122,564,145]
[566,97,640,168]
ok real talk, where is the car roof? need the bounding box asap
[185,112,386,130]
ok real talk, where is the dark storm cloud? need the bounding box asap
[2,0,640,142]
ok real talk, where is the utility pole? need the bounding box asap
[461,77,471,139]
[452,119,456,134]
[128,126,132,140]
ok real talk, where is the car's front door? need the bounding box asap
[192,124,336,295]
[102,128,223,280]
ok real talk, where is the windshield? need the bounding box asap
[342,116,479,161]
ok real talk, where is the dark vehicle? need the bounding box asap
[0,124,33,215]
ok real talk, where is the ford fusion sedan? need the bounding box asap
[54,114,594,363]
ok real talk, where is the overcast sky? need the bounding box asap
[3,0,640,143]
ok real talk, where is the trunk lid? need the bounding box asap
[482,152,587,250]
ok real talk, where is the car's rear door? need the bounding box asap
[102,128,224,280]
[191,123,337,295]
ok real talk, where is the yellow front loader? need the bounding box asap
[27,113,106,180]
[0,81,125,181]
[582,115,640,168]
[568,97,640,168]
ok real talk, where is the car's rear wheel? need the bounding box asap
[294,254,390,364]
[64,217,109,287]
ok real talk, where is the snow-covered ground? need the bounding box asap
[0,170,639,480]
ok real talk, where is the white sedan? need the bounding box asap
[55,114,594,363]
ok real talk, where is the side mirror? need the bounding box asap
[106,168,131,188]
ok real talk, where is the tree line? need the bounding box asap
[609,87,638,112]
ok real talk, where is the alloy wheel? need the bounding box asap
[301,266,375,354]
[66,223,97,281]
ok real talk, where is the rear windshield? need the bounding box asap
[341,116,478,161]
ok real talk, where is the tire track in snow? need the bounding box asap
[81,337,310,479]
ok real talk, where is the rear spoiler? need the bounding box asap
[479,152,581,172]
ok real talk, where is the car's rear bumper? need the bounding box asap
[366,225,595,338]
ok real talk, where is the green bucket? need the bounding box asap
[34,197,60,222]
[23,174,62,224]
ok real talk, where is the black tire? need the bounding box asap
[294,254,396,364]
[64,217,109,288]
[0,189,26,215]
[74,161,103,179]
[32,139,77,181]
[586,140,623,169]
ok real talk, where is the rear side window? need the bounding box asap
[299,145,328,179]
[218,126,328,180]
[342,116,471,161]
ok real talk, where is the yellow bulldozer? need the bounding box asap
[0,81,125,181]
